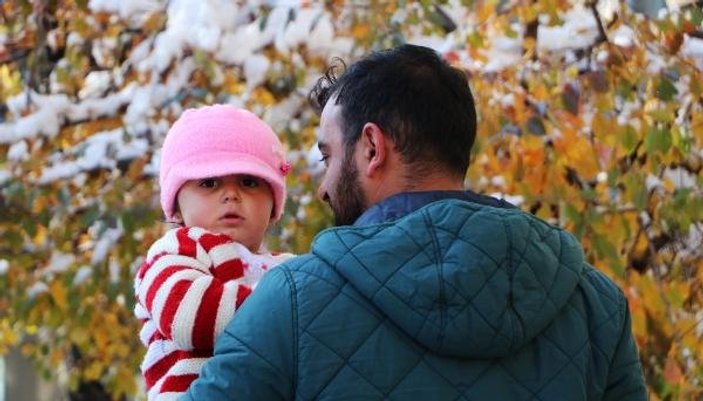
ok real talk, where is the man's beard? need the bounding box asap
[329,153,367,226]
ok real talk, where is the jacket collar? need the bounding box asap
[354,190,515,226]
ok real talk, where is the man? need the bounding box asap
[183,44,647,400]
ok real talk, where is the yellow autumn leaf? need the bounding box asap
[223,73,246,95]
[666,281,691,309]
[114,365,139,397]
[142,11,166,34]
[250,87,276,107]
[49,280,68,311]
[636,273,667,317]
[84,361,104,381]
[383,1,397,14]
[93,326,110,351]
[591,114,616,144]
[0,64,22,98]
[663,353,684,385]
[69,327,90,345]
[692,108,703,139]
[625,291,647,346]
[112,341,132,358]
[553,130,600,180]
[25,324,38,335]
[532,83,549,102]
[0,320,19,353]
[50,348,65,365]
[477,3,497,22]
[515,4,538,23]
[352,23,369,41]
[678,317,701,351]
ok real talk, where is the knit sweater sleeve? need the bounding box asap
[134,227,259,351]
[183,265,297,401]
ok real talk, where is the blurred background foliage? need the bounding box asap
[0,0,702,400]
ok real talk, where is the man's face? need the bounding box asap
[317,102,368,226]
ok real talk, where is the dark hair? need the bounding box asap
[309,44,477,179]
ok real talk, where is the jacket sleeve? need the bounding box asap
[134,227,254,351]
[181,266,296,401]
[602,296,648,401]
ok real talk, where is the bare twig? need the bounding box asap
[0,48,30,65]
[637,212,680,342]
[588,0,610,44]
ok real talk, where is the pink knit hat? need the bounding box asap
[159,104,289,222]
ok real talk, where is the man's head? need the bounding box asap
[310,44,477,225]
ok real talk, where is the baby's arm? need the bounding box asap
[134,227,254,350]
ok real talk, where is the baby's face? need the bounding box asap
[174,174,274,252]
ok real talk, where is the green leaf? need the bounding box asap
[593,234,624,277]
[690,6,703,26]
[655,76,678,102]
[561,84,579,115]
[504,23,519,39]
[648,107,674,124]
[80,204,101,228]
[607,168,619,187]
[645,126,672,155]
[4,229,24,249]
[581,186,597,202]
[625,174,648,211]
[621,124,639,153]
[616,78,635,100]
[467,31,484,48]
[23,219,37,238]
[121,212,136,234]
[671,126,691,155]
[564,203,585,239]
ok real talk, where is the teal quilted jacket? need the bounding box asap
[184,199,647,401]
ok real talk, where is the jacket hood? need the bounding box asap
[312,199,585,359]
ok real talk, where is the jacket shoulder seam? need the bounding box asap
[276,266,299,395]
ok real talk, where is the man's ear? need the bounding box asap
[360,122,387,177]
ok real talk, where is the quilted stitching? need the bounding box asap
[280,199,638,400]
[322,203,583,356]
[290,268,623,400]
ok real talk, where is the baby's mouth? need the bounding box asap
[221,212,242,220]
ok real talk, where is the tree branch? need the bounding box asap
[588,0,610,44]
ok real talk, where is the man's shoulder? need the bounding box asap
[250,253,352,322]
[270,252,346,288]
[580,263,628,307]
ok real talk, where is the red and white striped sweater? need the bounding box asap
[134,226,292,401]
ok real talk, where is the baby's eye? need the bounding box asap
[319,155,329,165]
[199,178,219,188]
[241,176,260,188]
